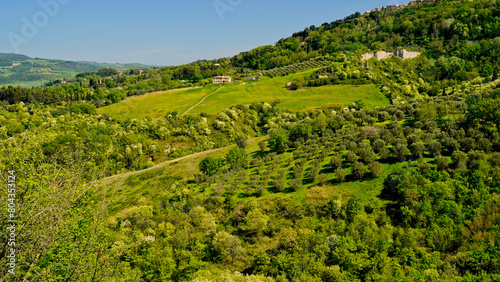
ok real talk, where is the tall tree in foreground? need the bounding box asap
[0,133,111,281]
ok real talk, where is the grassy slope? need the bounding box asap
[102,134,403,216]
[0,60,78,87]
[103,136,266,213]
[98,69,389,120]
[99,86,216,120]
[0,80,48,88]
[0,54,150,86]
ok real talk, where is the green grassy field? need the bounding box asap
[98,87,214,120]
[0,80,48,88]
[98,70,389,120]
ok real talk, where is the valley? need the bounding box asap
[1,0,500,281]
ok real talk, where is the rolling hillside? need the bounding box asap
[0,53,151,87]
[2,0,500,281]
[98,69,388,120]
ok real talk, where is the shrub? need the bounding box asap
[289,123,312,142]
[368,161,384,178]
[258,141,267,151]
[199,156,225,176]
[352,162,366,180]
[236,138,247,149]
[273,179,285,192]
[289,179,302,191]
[335,167,347,182]
[373,139,386,153]
[268,129,289,153]
[346,151,359,163]
[329,153,343,169]
[318,174,329,186]
[69,102,97,115]
[435,155,449,171]
[225,147,247,170]
[393,144,410,161]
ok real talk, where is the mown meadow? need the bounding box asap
[98,70,387,120]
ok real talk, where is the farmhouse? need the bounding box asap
[213,76,232,84]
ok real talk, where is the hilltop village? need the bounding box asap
[371,0,436,12]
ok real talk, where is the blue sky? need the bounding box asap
[1,0,399,66]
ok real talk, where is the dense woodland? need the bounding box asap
[1,0,500,281]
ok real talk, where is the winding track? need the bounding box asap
[182,86,223,116]
[101,136,266,184]
[101,144,231,183]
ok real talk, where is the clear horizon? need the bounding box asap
[1,0,399,66]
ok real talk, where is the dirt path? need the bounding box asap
[123,86,202,103]
[102,144,231,183]
[101,136,266,184]
[182,86,223,115]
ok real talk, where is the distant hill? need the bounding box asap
[0,53,31,62]
[0,53,153,87]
